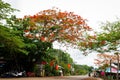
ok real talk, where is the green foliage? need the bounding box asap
[96,20,120,52]
[1,9,53,72]
[101,20,120,32]
[100,20,120,41]
[46,49,73,64]
[0,0,17,22]
[81,20,120,53]
[45,49,73,76]
[74,64,93,75]
[0,25,28,55]
[0,25,29,72]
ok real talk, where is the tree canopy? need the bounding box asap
[18,8,92,46]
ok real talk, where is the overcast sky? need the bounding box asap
[3,0,120,67]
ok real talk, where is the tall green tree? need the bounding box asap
[0,0,27,71]
[0,0,27,58]
[0,25,28,70]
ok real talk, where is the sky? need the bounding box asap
[3,0,120,67]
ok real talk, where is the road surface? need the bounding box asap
[0,76,102,80]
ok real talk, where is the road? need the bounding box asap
[0,76,102,80]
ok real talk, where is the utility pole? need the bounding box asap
[117,53,119,80]
[110,59,112,80]
[115,52,119,80]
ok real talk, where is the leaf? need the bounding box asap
[17,49,28,55]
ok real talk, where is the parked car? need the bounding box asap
[1,71,26,78]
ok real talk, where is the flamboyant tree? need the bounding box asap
[94,53,118,67]
[19,8,92,46]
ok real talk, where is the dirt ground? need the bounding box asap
[0,76,102,80]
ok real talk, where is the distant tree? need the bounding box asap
[45,49,73,76]
[74,64,93,75]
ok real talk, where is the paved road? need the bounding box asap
[0,76,102,80]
